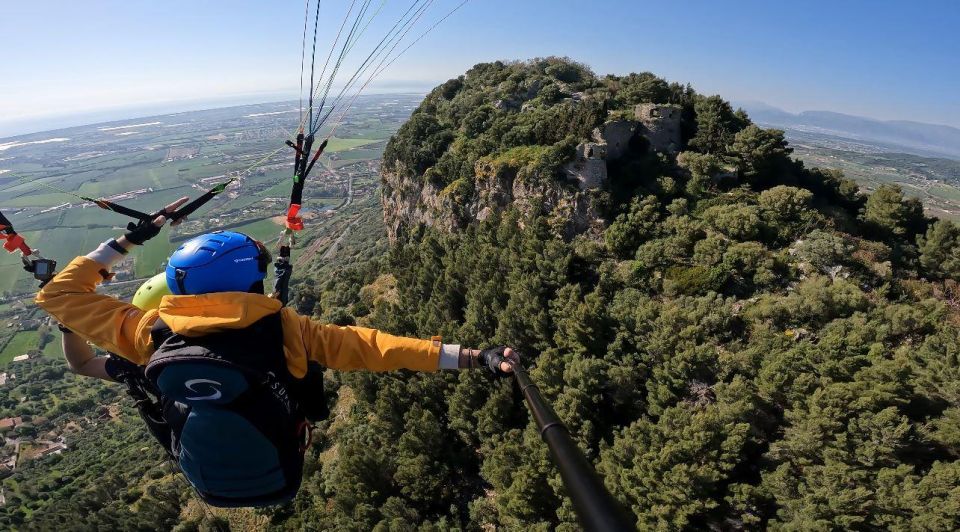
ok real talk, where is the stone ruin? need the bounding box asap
[635,103,682,154]
[564,103,682,190]
[599,120,640,160]
[563,120,644,190]
[565,139,609,190]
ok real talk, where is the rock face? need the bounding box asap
[472,159,598,239]
[494,98,521,111]
[381,163,458,240]
[382,102,680,242]
[382,160,600,241]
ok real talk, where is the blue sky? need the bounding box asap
[1,0,958,136]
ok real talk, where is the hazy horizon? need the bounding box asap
[6,90,960,144]
[2,1,958,137]
[0,84,437,139]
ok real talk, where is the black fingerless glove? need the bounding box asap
[478,346,512,377]
[124,219,162,245]
[273,247,294,306]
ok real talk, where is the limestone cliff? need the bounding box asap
[379,59,687,242]
[381,154,599,241]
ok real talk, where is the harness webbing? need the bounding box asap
[35,178,235,225]
[88,198,154,222]
[169,178,237,223]
[283,132,329,234]
[302,139,328,186]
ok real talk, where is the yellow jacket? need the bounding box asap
[36,256,442,378]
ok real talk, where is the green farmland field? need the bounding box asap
[0,330,40,367]
[1,96,416,298]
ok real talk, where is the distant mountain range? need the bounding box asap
[735,101,960,160]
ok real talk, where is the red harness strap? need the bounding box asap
[285,204,304,231]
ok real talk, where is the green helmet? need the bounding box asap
[132,272,172,311]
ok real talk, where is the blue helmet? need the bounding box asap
[166,231,271,295]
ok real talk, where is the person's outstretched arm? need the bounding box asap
[35,198,188,364]
[281,308,519,374]
[57,323,115,381]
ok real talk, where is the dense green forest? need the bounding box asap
[0,358,186,530]
[301,59,960,530]
[5,58,960,530]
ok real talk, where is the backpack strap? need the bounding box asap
[107,355,179,458]
[147,314,289,381]
[148,314,328,421]
[290,362,329,422]
[150,318,174,356]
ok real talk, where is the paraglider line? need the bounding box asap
[299,0,313,125]
[328,0,469,139]
[317,0,434,129]
[306,0,324,128]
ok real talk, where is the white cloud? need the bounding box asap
[0,138,70,151]
[98,122,161,131]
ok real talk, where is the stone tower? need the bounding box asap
[565,140,608,190]
[563,119,643,190]
[635,103,682,154]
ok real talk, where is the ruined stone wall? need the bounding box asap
[596,120,639,160]
[563,157,607,190]
[562,119,643,190]
[636,103,682,154]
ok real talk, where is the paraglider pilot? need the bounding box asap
[36,198,519,507]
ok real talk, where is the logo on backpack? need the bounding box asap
[266,371,294,415]
[184,378,223,401]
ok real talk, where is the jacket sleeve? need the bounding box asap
[280,308,441,372]
[35,256,155,364]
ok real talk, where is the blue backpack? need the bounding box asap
[142,312,326,507]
